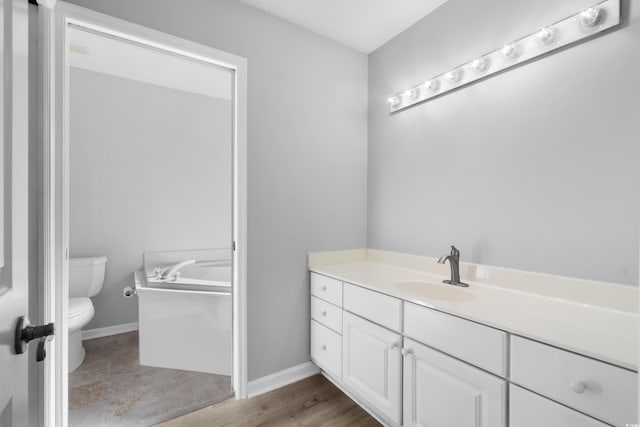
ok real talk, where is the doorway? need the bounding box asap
[44,4,247,425]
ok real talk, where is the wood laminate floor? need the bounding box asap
[160,375,381,427]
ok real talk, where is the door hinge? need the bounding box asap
[232,241,236,251]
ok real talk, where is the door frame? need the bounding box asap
[42,2,248,425]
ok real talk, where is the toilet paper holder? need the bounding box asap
[123,286,136,298]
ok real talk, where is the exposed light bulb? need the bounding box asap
[445,69,462,83]
[536,27,555,45]
[471,57,489,72]
[385,2,617,114]
[426,79,440,92]
[580,7,601,27]
[407,87,421,100]
[501,43,521,60]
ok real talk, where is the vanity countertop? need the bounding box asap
[308,249,638,371]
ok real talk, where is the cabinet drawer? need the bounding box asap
[311,320,342,380]
[510,384,608,427]
[510,335,637,426]
[310,273,342,307]
[311,296,342,333]
[343,283,402,332]
[404,302,507,377]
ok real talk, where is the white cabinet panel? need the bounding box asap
[343,311,402,425]
[310,272,342,306]
[404,302,507,377]
[311,296,342,333]
[311,320,342,380]
[403,338,506,427]
[510,384,609,427]
[511,335,637,427]
[343,283,402,331]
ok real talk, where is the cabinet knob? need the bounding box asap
[390,341,400,350]
[321,344,327,351]
[321,285,327,291]
[401,348,413,356]
[321,310,327,316]
[569,380,586,394]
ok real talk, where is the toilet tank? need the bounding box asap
[69,256,107,298]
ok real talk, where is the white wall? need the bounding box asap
[368,0,640,285]
[70,68,232,329]
[65,0,369,380]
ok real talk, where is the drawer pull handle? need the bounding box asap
[570,380,586,394]
[401,348,413,356]
[321,310,327,316]
[321,345,327,351]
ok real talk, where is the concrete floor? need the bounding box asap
[69,331,232,426]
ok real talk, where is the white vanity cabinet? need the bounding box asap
[342,311,402,425]
[310,273,343,380]
[308,269,637,427]
[403,338,507,427]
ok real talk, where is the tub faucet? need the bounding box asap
[437,246,469,287]
[154,260,196,281]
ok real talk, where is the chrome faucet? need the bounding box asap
[152,259,196,281]
[437,246,469,287]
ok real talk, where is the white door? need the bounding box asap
[403,338,506,427]
[342,311,402,425]
[0,0,32,425]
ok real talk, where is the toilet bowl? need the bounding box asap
[68,256,107,372]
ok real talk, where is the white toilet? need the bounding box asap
[68,256,107,372]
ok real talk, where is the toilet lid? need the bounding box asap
[68,297,93,319]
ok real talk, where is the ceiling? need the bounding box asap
[238,0,449,54]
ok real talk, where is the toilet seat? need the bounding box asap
[68,297,94,331]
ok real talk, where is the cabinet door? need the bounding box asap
[403,338,506,427]
[342,312,402,425]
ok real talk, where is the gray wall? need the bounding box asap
[70,68,232,329]
[65,0,369,380]
[368,0,640,285]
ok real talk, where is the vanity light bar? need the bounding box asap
[388,0,620,113]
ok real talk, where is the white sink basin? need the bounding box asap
[394,281,476,302]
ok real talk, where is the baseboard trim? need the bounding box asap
[247,361,320,398]
[82,322,138,341]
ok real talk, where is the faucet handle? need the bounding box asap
[450,245,460,259]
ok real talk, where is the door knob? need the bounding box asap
[14,316,54,359]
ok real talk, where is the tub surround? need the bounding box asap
[134,249,233,375]
[308,248,637,371]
